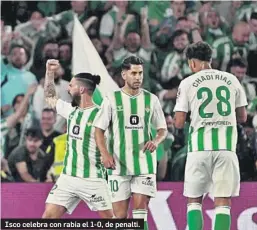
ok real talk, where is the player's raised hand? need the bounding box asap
[101,154,116,170]
[143,141,157,153]
[46,59,60,72]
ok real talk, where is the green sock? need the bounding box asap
[214,206,231,230]
[132,209,148,230]
[187,203,203,230]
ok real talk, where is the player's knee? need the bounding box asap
[98,210,114,219]
[133,194,150,210]
[214,197,231,207]
[113,209,128,219]
[42,204,66,219]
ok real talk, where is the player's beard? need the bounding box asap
[128,81,142,90]
[71,95,81,107]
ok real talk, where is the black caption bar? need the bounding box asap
[1,219,144,229]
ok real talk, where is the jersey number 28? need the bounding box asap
[197,86,231,118]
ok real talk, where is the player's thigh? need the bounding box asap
[45,174,80,215]
[184,151,212,198]
[108,175,132,202]
[76,177,113,212]
[212,151,240,198]
[108,175,131,218]
[131,174,157,200]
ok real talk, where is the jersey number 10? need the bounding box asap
[197,86,231,118]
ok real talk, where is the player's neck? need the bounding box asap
[122,86,141,96]
[79,96,94,109]
[200,62,212,70]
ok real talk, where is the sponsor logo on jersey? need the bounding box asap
[142,176,154,187]
[72,125,80,135]
[125,115,143,130]
[130,115,139,125]
[90,194,105,203]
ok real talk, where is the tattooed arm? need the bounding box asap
[44,59,59,108]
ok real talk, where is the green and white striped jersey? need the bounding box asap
[212,36,249,71]
[174,69,248,153]
[93,89,167,176]
[56,99,105,179]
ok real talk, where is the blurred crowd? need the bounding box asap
[1,1,257,183]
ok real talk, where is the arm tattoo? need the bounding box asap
[44,71,58,108]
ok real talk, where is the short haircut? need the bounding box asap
[185,41,213,62]
[74,72,101,95]
[121,56,144,71]
[58,40,72,49]
[9,44,30,59]
[25,128,43,139]
[171,29,188,44]
[12,94,24,107]
[43,39,58,47]
[42,108,56,114]
[228,58,248,70]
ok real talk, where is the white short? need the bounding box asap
[46,174,112,214]
[108,174,156,203]
[184,151,240,198]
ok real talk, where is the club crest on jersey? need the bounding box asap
[145,107,150,113]
[72,125,80,135]
[117,105,123,111]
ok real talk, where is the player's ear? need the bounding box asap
[121,70,126,81]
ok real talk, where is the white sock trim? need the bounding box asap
[215,206,230,215]
[132,209,147,221]
[187,203,202,212]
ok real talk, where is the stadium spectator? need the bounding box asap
[212,21,250,71]
[14,10,61,53]
[110,7,152,91]
[1,45,37,116]
[228,58,256,102]
[58,40,72,81]
[30,39,59,81]
[8,128,48,182]
[32,62,71,129]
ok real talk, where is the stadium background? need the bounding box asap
[1,1,257,229]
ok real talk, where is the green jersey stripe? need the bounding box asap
[63,110,77,174]
[226,126,233,151]
[198,127,205,151]
[144,91,153,174]
[212,128,219,150]
[130,97,141,175]
[71,110,83,177]
[83,108,99,178]
[188,127,194,152]
[114,91,126,176]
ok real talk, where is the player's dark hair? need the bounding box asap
[25,128,43,140]
[184,41,212,62]
[121,56,144,71]
[74,72,101,95]
[12,94,24,107]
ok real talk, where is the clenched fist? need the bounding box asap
[46,59,60,72]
